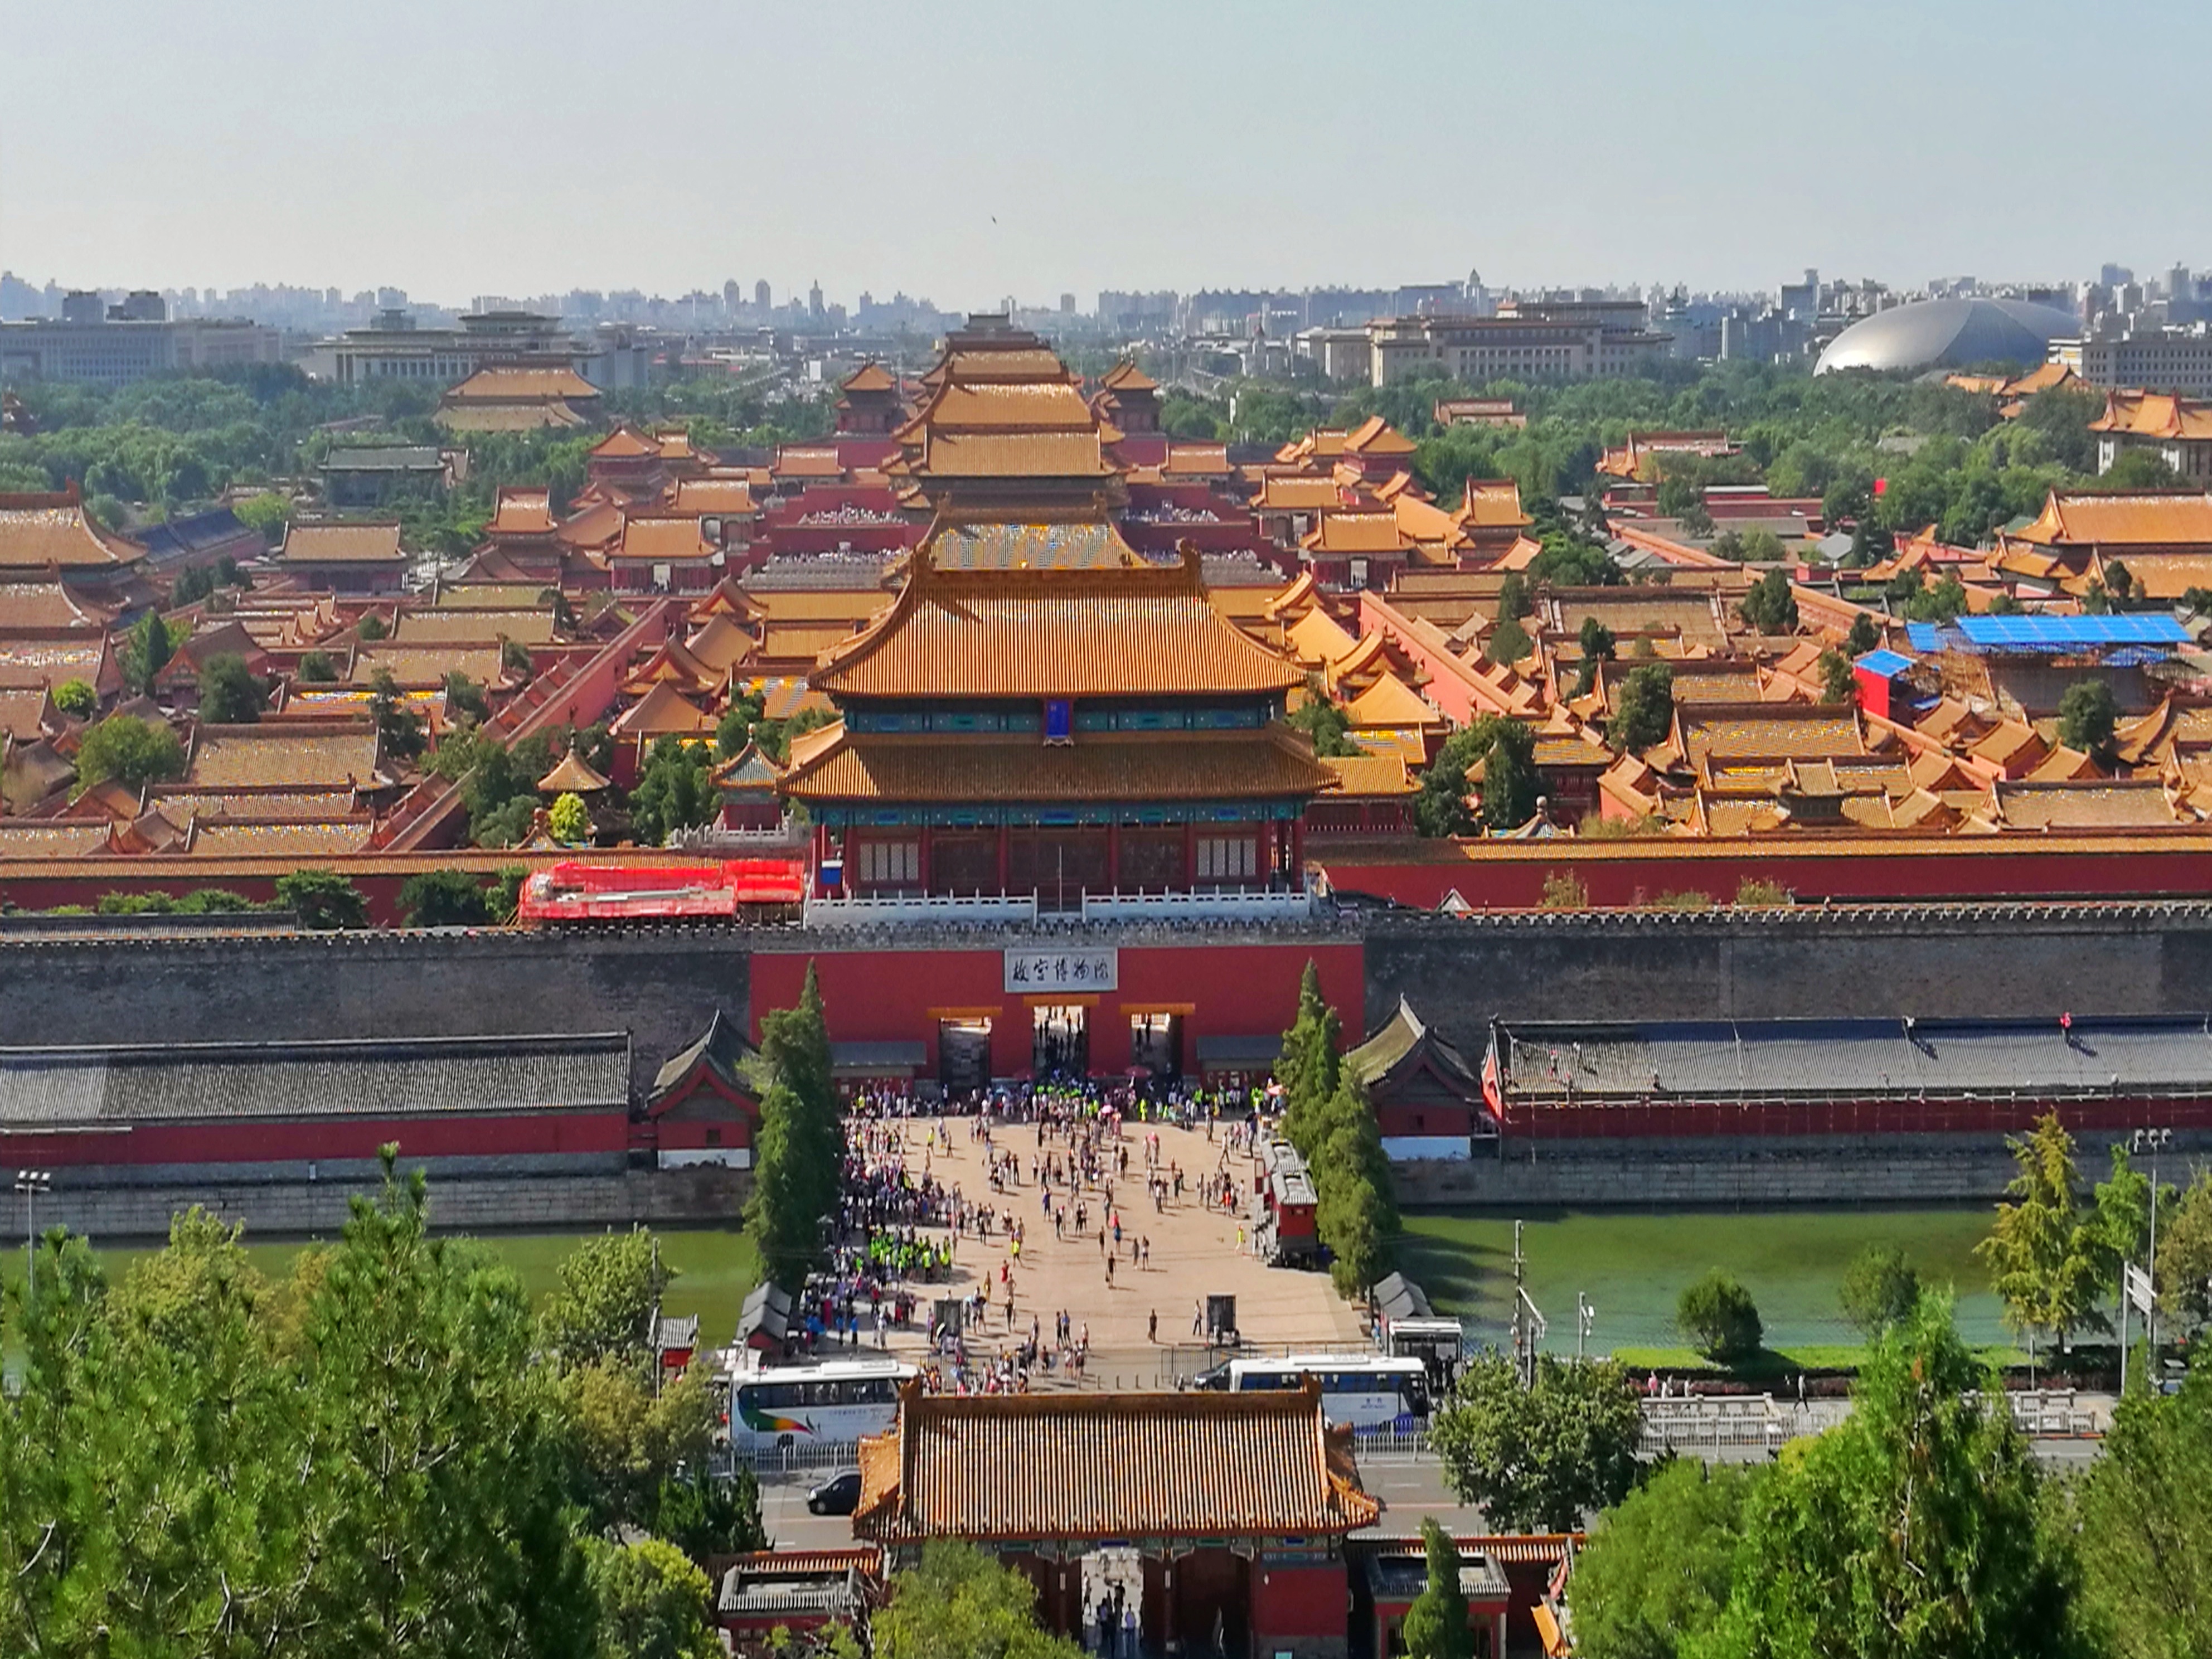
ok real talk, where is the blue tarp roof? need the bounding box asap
[1855,649,1915,677]
[1907,614,2187,656]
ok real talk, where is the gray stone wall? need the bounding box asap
[23,1166,751,1242]
[0,926,755,1098]
[1363,904,2212,1060]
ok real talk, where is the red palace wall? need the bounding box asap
[1251,1561,1349,1639]
[1506,1093,2212,1140]
[0,1109,632,1170]
[1322,841,2212,910]
[749,939,1365,1081]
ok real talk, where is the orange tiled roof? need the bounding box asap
[812,555,1303,701]
[537,746,612,794]
[842,362,898,394]
[280,522,405,565]
[1344,674,1440,729]
[186,818,376,857]
[0,493,143,571]
[591,425,661,460]
[0,580,109,630]
[1286,607,1361,667]
[394,610,556,646]
[1460,478,1531,530]
[186,721,381,790]
[912,431,1114,479]
[1161,443,1232,476]
[2088,390,2212,441]
[486,488,556,536]
[1262,476,1355,512]
[851,1380,1378,1545]
[1987,780,2185,830]
[557,498,627,550]
[1679,705,1866,764]
[0,637,109,690]
[781,725,1332,804]
[666,478,759,517]
[446,366,599,402]
[773,447,848,479]
[925,518,1142,571]
[147,789,361,822]
[1344,415,1417,457]
[613,516,718,564]
[353,644,504,687]
[2013,489,2212,549]
[684,613,757,675]
[1099,360,1158,393]
[908,380,1099,433]
[610,680,716,739]
[1303,512,1410,555]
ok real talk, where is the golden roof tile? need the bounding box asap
[280,522,405,565]
[782,725,1331,804]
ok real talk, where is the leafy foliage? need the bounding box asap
[1430,1353,1645,1532]
[52,676,97,717]
[583,1535,720,1659]
[872,1540,1085,1659]
[1676,1269,1763,1362]
[398,867,493,927]
[1607,663,1675,754]
[550,790,591,844]
[1401,1519,1475,1659]
[630,738,718,845]
[73,713,185,794]
[2070,1355,2212,1659]
[274,867,369,929]
[198,651,266,724]
[744,965,843,1283]
[1976,1114,2107,1364]
[540,1226,671,1372]
[1416,716,1536,836]
[1839,1245,1922,1338]
[1817,647,1856,704]
[1570,1461,1760,1659]
[2057,678,2119,758]
[1736,570,1799,635]
[122,609,175,693]
[1286,693,1359,757]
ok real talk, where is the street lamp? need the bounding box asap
[2131,1127,2174,1386]
[14,1170,51,1301]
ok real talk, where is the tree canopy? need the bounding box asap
[1430,1353,1644,1532]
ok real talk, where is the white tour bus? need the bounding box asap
[1209,1354,1432,1430]
[726,1355,918,1450]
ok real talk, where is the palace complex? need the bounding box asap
[4,317,2212,937]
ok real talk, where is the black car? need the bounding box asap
[807,1469,862,1515]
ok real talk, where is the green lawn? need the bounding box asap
[8,1228,760,1352]
[1396,1206,2011,1360]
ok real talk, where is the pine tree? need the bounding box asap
[1401,1519,1474,1659]
[1276,961,1342,1158]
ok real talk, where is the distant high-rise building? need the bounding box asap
[754,279,772,311]
[808,280,824,318]
[2101,263,2135,289]
[1060,293,1076,314]
[724,279,740,314]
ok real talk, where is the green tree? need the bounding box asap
[356,611,390,641]
[2056,678,2119,759]
[551,790,591,844]
[1484,615,1532,666]
[1308,1071,1398,1297]
[630,737,717,844]
[651,1464,767,1564]
[52,677,96,717]
[584,1535,720,1659]
[1676,1269,1763,1363]
[715,691,765,760]
[445,670,491,724]
[198,651,266,723]
[1977,1114,2107,1372]
[122,609,175,693]
[232,490,290,542]
[1401,1518,1474,1659]
[1607,663,1675,754]
[1415,716,1533,837]
[1570,1460,1759,1659]
[73,712,185,794]
[1846,612,1882,655]
[1816,647,1856,704]
[275,867,370,929]
[1736,570,1799,634]
[1275,959,1343,1156]
[1430,1354,1644,1532]
[2103,448,2182,489]
[540,1226,672,1372]
[399,867,492,927]
[560,1361,720,1533]
[1701,1294,2083,1659]
[1286,693,1359,757]
[871,1540,1085,1659]
[1496,571,1532,624]
[368,666,426,763]
[297,648,338,683]
[1839,1244,1922,1340]
[2071,1353,2212,1659]
[744,965,842,1282]
[2153,1169,2212,1334]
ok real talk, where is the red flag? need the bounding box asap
[1872,477,1888,497]
[1480,1040,1505,1123]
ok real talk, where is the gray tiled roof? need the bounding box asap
[0,1032,631,1127]
[1497,1015,2212,1103]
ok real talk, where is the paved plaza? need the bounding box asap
[858,1114,1365,1379]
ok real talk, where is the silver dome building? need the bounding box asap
[1814,297,2079,375]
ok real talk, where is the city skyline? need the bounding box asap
[2,0,2207,307]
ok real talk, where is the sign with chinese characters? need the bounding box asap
[1004,946,1118,993]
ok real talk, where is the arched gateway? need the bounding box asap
[853,1377,1378,1659]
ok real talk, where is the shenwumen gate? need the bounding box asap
[852,1378,1377,1659]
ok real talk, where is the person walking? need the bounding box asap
[1148,1308,1158,1343]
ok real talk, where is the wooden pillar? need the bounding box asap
[996,823,1010,895]
[918,823,934,895]
[1182,821,1198,891]
[1106,821,1122,892]
[1290,816,1306,890]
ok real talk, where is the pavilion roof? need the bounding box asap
[2088,390,2212,441]
[852,1379,1378,1545]
[841,362,898,395]
[279,522,405,565]
[537,745,612,794]
[446,366,600,403]
[685,613,758,674]
[666,477,759,517]
[1099,360,1158,393]
[780,724,1332,804]
[0,491,144,572]
[1344,673,1440,729]
[1346,996,1481,1096]
[486,487,556,536]
[2012,489,2212,549]
[1461,478,1531,530]
[811,551,1303,700]
[613,515,717,564]
[1303,511,1409,555]
[590,425,662,459]
[1322,751,1418,797]
[1343,415,1417,457]
[610,680,716,738]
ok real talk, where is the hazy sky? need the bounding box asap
[1,0,2203,309]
